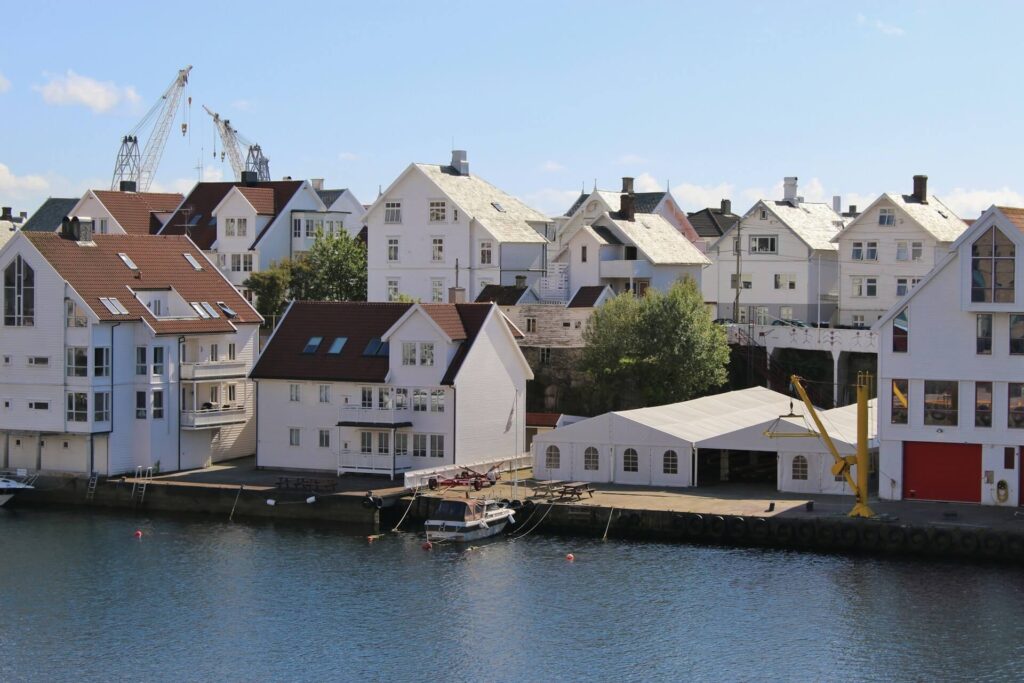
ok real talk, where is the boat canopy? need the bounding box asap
[431,500,486,522]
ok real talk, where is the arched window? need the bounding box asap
[584,447,599,471]
[663,450,678,475]
[3,255,34,327]
[792,455,808,481]
[545,445,560,470]
[971,226,1015,303]
[622,448,638,472]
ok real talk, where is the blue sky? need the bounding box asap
[3,1,1023,218]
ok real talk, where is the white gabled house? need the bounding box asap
[833,175,967,328]
[251,300,532,478]
[703,177,846,325]
[876,205,1024,506]
[0,225,263,475]
[66,188,184,236]
[364,151,554,303]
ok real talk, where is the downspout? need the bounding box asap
[451,385,456,466]
[177,335,184,471]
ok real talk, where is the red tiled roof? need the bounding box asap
[236,187,275,214]
[251,302,503,386]
[92,190,183,235]
[159,180,304,250]
[526,412,561,428]
[997,207,1024,232]
[25,233,261,335]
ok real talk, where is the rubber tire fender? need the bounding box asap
[522,500,536,514]
[797,521,816,544]
[932,530,952,554]
[750,517,770,542]
[908,529,928,552]
[428,477,439,491]
[1006,535,1024,560]
[773,521,794,544]
[982,532,1003,557]
[708,515,727,539]
[816,523,836,547]
[838,525,858,549]
[858,525,881,550]
[886,526,907,551]
[958,530,979,555]
[686,513,706,537]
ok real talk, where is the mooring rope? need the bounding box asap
[509,503,554,541]
[391,486,421,532]
[602,507,616,541]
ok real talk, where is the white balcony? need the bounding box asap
[181,406,247,429]
[180,360,248,380]
[599,259,652,279]
[339,403,414,427]
[336,449,413,476]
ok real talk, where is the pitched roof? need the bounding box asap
[526,412,561,428]
[90,190,183,235]
[564,192,588,217]
[24,233,260,335]
[235,187,276,215]
[316,188,347,209]
[598,213,710,265]
[21,197,80,232]
[594,190,667,215]
[159,180,304,249]
[567,285,609,308]
[763,200,845,251]
[413,164,549,243]
[886,193,966,242]
[590,225,622,245]
[997,206,1024,233]
[687,206,740,238]
[475,284,531,306]
[250,301,500,386]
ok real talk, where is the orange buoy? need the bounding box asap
[134,530,143,538]
[566,552,575,561]
[367,535,375,543]
[422,541,433,550]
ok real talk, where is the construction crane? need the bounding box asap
[110,65,192,192]
[203,105,271,182]
[766,373,876,518]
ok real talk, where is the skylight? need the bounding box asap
[491,202,506,213]
[99,297,129,315]
[183,253,203,271]
[303,336,323,354]
[201,302,220,318]
[190,302,211,319]
[118,253,139,270]
[216,301,237,319]
[363,338,383,356]
[327,337,347,354]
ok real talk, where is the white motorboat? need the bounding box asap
[0,477,34,507]
[424,499,516,542]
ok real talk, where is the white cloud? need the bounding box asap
[541,160,565,173]
[231,99,253,111]
[338,151,359,161]
[523,188,583,216]
[0,72,10,94]
[0,163,49,198]
[857,13,905,37]
[633,172,663,192]
[940,187,1024,219]
[150,166,224,194]
[33,70,140,113]
[618,154,646,165]
[202,165,224,182]
[669,177,874,214]
[670,182,737,212]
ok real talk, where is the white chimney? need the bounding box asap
[448,286,466,303]
[311,178,324,191]
[832,196,841,213]
[783,177,798,204]
[451,150,469,176]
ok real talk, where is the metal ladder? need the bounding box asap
[130,466,154,504]
[85,472,99,502]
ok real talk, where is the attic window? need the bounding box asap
[190,302,211,319]
[327,337,347,354]
[362,338,389,357]
[201,302,220,318]
[99,297,129,315]
[303,337,323,354]
[183,253,203,271]
[118,253,138,270]
[491,202,506,213]
[216,301,237,318]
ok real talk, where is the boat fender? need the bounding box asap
[522,500,536,514]
[428,477,439,491]
[931,530,952,554]
[773,521,794,543]
[509,500,523,510]
[472,479,483,491]
[797,521,816,544]
[958,530,979,555]
[997,479,1010,503]
[858,525,881,550]
[361,497,374,509]
[709,515,727,538]
[908,529,928,552]
[838,525,858,548]
[982,532,1003,557]
[815,523,836,546]
[728,516,748,540]
[886,526,907,551]
[750,517,769,541]
[686,514,705,536]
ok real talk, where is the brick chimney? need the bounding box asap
[720,199,732,215]
[620,176,636,221]
[913,175,928,204]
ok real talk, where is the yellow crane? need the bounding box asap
[769,373,875,518]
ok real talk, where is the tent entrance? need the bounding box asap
[697,449,777,486]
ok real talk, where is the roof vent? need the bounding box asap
[119,180,137,192]
[450,150,469,176]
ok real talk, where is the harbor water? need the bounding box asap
[2,508,1023,682]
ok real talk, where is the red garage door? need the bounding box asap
[903,441,981,503]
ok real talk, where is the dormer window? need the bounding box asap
[971,226,1015,303]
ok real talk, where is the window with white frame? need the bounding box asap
[429,200,446,223]
[93,391,110,422]
[135,391,147,419]
[67,392,87,422]
[896,278,909,297]
[432,237,444,262]
[65,300,87,327]
[749,235,777,254]
[851,242,864,260]
[402,342,417,366]
[384,201,402,224]
[395,388,408,410]
[420,343,434,366]
[413,389,427,412]
[293,218,301,238]
[879,208,896,226]
[545,445,560,469]
[525,317,537,333]
[792,455,808,480]
[305,219,315,238]
[227,384,236,402]
[378,387,392,409]
[289,384,301,402]
[387,279,400,302]
[430,389,444,413]
[289,428,300,447]
[230,254,253,272]
[774,274,796,290]
[66,347,88,377]
[431,279,444,303]
[3,255,34,327]
[896,241,909,261]
[319,384,331,403]
[360,431,373,454]
[361,387,373,409]
[237,218,247,237]
[622,448,639,472]
[378,432,390,455]
[430,434,444,458]
[851,277,877,297]
[759,209,768,220]
[480,241,492,265]
[754,306,770,325]
[911,241,923,261]
[852,314,865,328]
[387,237,399,262]
[780,306,794,320]
[228,343,236,361]
[539,347,551,364]
[395,433,408,456]
[663,450,678,475]
[413,434,427,457]
[584,447,599,471]
[225,218,236,236]
[135,347,147,375]
[153,390,164,419]
[319,429,330,448]
[152,347,165,375]
[864,241,878,260]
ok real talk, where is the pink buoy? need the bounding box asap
[566,553,575,562]
[422,541,433,551]
[134,530,143,538]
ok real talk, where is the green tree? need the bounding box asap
[580,277,729,411]
[243,261,292,322]
[289,229,367,302]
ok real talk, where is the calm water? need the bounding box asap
[2,508,1023,682]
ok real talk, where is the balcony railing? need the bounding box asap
[181,406,247,429]
[339,403,415,427]
[336,449,412,475]
[180,360,248,380]
[599,259,652,279]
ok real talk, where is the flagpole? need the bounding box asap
[514,389,519,501]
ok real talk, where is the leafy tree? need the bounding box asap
[289,229,367,302]
[580,277,729,411]
[243,261,291,322]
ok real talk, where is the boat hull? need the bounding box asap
[425,519,510,543]
[0,493,12,507]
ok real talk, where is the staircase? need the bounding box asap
[130,466,154,504]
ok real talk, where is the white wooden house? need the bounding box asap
[251,300,532,478]
[0,226,262,475]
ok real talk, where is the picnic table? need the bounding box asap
[276,476,337,493]
[533,479,563,498]
[557,481,595,500]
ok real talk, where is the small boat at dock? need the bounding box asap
[424,499,516,542]
[0,476,34,507]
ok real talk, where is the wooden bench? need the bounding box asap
[557,481,595,500]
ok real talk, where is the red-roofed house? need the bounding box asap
[69,189,184,236]
[251,300,532,477]
[0,226,262,476]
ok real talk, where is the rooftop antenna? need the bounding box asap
[593,178,597,191]
[455,258,460,288]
